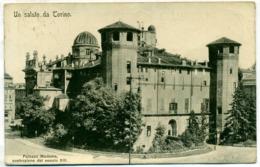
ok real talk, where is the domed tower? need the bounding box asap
[207,37,241,136]
[98,21,141,92]
[72,31,99,66]
[147,25,157,47]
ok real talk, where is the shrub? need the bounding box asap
[44,124,71,148]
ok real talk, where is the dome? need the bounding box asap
[73,31,99,47]
[148,25,156,32]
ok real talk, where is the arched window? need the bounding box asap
[113,31,120,41]
[169,119,177,137]
[127,32,133,41]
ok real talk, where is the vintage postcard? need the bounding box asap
[4,2,256,165]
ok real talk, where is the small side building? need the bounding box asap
[4,73,15,126]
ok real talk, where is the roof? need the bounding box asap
[137,47,210,69]
[4,73,13,79]
[98,21,141,33]
[73,31,99,47]
[207,37,241,46]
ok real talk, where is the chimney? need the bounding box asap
[158,58,161,64]
[191,61,194,66]
[195,60,198,66]
[61,54,64,60]
[26,52,30,60]
[182,59,186,66]
[33,50,38,60]
[56,55,59,60]
[148,57,151,63]
[204,60,208,67]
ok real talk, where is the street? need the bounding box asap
[5,136,256,165]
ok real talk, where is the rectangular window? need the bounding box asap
[127,61,131,73]
[179,69,182,74]
[127,32,133,41]
[114,83,117,91]
[113,31,120,41]
[187,69,190,75]
[230,46,234,53]
[145,68,148,72]
[218,107,222,114]
[147,126,151,137]
[161,77,165,82]
[5,111,8,117]
[169,102,177,114]
[230,68,233,74]
[185,98,189,113]
[126,77,131,85]
[233,82,236,90]
[218,47,223,53]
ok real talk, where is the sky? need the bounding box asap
[4,2,256,83]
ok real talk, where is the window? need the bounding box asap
[218,47,223,53]
[230,46,234,53]
[127,61,131,73]
[218,107,222,114]
[185,98,189,113]
[161,77,165,82]
[201,98,209,112]
[114,83,117,91]
[127,32,133,41]
[113,31,120,41]
[145,68,148,72]
[203,81,207,86]
[187,69,190,75]
[233,82,237,90]
[179,69,182,74]
[147,126,151,137]
[230,68,233,74]
[126,77,131,85]
[101,33,107,42]
[147,98,152,112]
[5,111,8,117]
[169,102,178,114]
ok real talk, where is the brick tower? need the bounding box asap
[207,37,241,136]
[98,21,141,92]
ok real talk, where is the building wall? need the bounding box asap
[34,89,63,109]
[5,88,15,124]
[138,67,210,115]
[134,115,192,151]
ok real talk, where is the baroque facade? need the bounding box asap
[23,21,240,150]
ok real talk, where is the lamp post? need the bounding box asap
[129,73,143,164]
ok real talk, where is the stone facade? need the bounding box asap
[22,21,241,149]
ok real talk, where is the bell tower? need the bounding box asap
[207,37,241,135]
[98,21,141,92]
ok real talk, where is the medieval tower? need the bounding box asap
[98,21,141,92]
[207,37,241,135]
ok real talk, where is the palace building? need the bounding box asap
[22,21,240,150]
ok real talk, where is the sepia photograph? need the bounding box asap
[3,1,256,165]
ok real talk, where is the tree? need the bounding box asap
[181,110,208,147]
[220,82,256,144]
[18,93,55,137]
[70,78,142,151]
